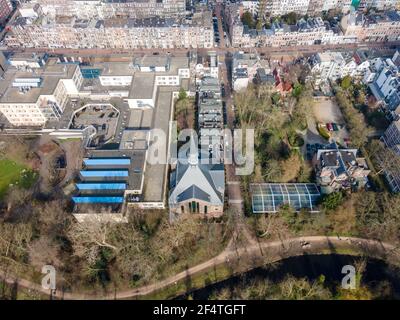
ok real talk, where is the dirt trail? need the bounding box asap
[1,236,398,300]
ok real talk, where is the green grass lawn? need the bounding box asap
[0,159,38,199]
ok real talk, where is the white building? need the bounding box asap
[269,0,310,16]
[30,0,186,19]
[322,0,353,12]
[194,52,219,82]
[0,59,83,126]
[242,1,259,16]
[232,51,270,91]
[5,7,214,50]
[366,52,400,117]
[311,51,370,87]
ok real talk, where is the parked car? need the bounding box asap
[326,123,333,131]
[332,123,339,131]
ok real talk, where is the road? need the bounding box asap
[215,4,226,49]
[0,236,398,299]
[3,40,400,58]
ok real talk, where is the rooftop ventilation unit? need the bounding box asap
[12,77,42,88]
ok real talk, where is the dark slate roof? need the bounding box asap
[177,185,210,202]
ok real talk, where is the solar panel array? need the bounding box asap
[80,170,129,178]
[81,68,102,79]
[250,183,321,213]
[73,157,130,205]
[72,196,124,204]
[83,158,131,166]
[76,183,126,190]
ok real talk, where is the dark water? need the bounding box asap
[177,254,400,299]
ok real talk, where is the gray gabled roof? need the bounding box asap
[169,141,224,206]
[178,185,210,202]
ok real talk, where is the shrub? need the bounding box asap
[178,87,187,101]
[321,191,344,210]
[340,76,352,90]
[317,125,330,140]
[288,131,304,147]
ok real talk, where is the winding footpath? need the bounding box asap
[1,236,399,300]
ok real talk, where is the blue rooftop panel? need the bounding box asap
[72,196,124,204]
[76,183,126,190]
[84,158,131,166]
[81,68,102,79]
[80,170,129,177]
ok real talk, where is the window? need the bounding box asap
[181,205,184,213]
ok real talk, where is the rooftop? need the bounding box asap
[129,73,155,99]
[0,59,78,103]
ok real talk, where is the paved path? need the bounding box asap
[1,236,398,300]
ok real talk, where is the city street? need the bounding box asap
[3,40,400,59]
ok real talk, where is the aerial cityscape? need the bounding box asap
[0,0,400,305]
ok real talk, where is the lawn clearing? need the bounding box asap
[0,159,38,198]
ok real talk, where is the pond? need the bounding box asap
[176,254,400,300]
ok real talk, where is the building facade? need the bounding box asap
[232,51,271,91]
[310,51,370,87]
[381,120,400,192]
[340,11,400,43]
[0,59,83,126]
[364,51,400,119]
[0,0,12,22]
[5,7,214,49]
[241,0,354,17]
[29,0,186,19]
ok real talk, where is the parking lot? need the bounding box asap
[312,98,349,144]
[302,97,351,160]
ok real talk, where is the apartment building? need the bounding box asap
[196,75,225,164]
[365,51,400,118]
[340,11,400,42]
[198,77,223,130]
[5,7,213,49]
[358,0,399,11]
[268,0,310,16]
[0,0,12,22]
[240,0,399,17]
[381,120,400,192]
[310,51,370,87]
[232,51,271,91]
[227,7,400,48]
[321,0,353,12]
[241,0,353,17]
[194,52,219,82]
[314,142,370,193]
[29,0,186,19]
[225,3,353,48]
[0,58,83,126]
[241,1,259,16]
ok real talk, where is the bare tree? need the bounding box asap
[67,218,118,264]
[28,236,62,269]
